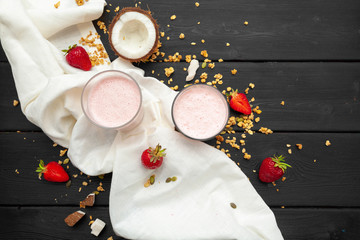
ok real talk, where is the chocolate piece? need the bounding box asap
[80,193,95,208]
[64,210,85,227]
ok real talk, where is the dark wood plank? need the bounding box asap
[95,0,360,61]
[0,206,123,240]
[1,61,359,132]
[0,62,40,131]
[0,206,359,240]
[0,44,6,62]
[139,61,360,132]
[274,208,360,240]
[2,132,360,207]
[2,0,359,62]
[0,131,111,206]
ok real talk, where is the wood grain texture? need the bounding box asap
[0,62,40,131]
[94,0,360,61]
[1,0,360,239]
[1,61,359,132]
[2,132,360,207]
[0,206,359,240]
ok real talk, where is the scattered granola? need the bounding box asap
[179,33,185,39]
[325,140,331,146]
[259,127,273,135]
[54,1,60,8]
[13,100,19,107]
[231,69,237,75]
[296,144,303,150]
[195,2,200,7]
[280,101,285,106]
[79,31,110,66]
[97,21,108,34]
[170,15,176,20]
[60,149,68,157]
[201,50,208,58]
[244,21,248,26]
[75,0,88,6]
[164,67,175,77]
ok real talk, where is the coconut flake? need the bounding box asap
[90,218,106,236]
[64,210,85,227]
[80,193,95,208]
[186,59,200,81]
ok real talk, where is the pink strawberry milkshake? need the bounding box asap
[172,84,229,140]
[82,70,142,130]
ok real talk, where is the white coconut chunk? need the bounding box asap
[111,11,156,60]
[90,218,106,236]
[186,59,200,81]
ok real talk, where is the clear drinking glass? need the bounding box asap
[171,84,229,141]
[81,70,143,131]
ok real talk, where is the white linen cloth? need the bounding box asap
[0,1,284,239]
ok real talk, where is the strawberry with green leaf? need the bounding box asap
[62,44,92,71]
[141,144,166,169]
[36,160,69,182]
[259,155,291,183]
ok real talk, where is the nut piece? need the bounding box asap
[325,140,331,146]
[80,193,95,208]
[64,210,85,227]
[90,218,106,236]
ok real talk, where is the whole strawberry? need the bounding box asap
[259,155,291,183]
[63,44,92,71]
[141,144,166,169]
[227,89,251,115]
[36,160,69,182]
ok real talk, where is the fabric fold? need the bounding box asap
[0,1,283,239]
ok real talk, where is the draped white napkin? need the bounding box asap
[0,1,283,239]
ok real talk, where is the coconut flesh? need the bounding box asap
[109,8,159,62]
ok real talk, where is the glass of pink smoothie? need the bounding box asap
[81,70,143,131]
[171,84,229,141]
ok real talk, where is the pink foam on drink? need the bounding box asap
[87,76,141,128]
[172,85,229,140]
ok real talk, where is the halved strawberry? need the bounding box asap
[227,89,251,115]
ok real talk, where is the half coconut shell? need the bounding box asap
[108,7,160,62]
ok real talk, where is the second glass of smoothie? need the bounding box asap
[171,84,229,141]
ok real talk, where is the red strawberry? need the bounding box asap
[227,89,251,115]
[63,44,92,71]
[259,155,291,183]
[36,160,69,182]
[141,144,166,169]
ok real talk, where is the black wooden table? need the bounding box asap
[1,0,360,239]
